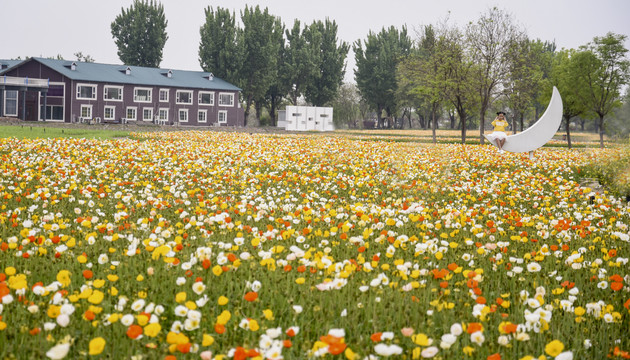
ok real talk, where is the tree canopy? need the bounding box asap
[354,26,412,128]
[198,7,241,83]
[110,0,168,67]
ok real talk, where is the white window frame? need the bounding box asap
[126,107,137,121]
[44,105,64,121]
[159,89,169,102]
[198,110,207,123]
[143,108,153,122]
[104,85,123,101]
[104,106,115,120]
[133,87,152,103]
[76,83,97,100]
[80,104,93,119]
[218,110,227,124]
[158,108,169,121]
[4,90,18,116]
[198,91,214,106]
[176,90,193,104]
[178,109,188,123]
[218,92,234,107]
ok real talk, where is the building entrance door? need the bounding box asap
[25,92,38,121]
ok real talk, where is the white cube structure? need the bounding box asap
[278,106,334,131]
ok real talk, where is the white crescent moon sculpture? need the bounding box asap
[484,86,563,154]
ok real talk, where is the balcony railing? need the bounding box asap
[1,76,49,88]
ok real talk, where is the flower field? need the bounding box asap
[0,131,629,360]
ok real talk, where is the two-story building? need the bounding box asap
[0,57,244,126]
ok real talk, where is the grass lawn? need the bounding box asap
[0,125,130,139]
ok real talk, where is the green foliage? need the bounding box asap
[504,39,544,132]
[239,5,283,125]
[282,20,317,105]
[110,0,168,67]
[330,83,364,128]
[575,32,630,147]
[606,89,630,140]
[354,26,412,127]
[198,7,242,83]
[579,146,630,197]
[547,48,590,147]
[304,19,349,107]
[74,52,95,63]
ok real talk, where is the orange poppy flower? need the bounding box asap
[214,324,226,334]
[328,342,347,355]
[127,325,143,339]
[244,292,258,302]
[82,270,93,279]
[176,343,191,354]
[467,322,483,334]
[611,282,623,291]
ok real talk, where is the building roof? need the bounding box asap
[1,57,241,92]
[0,59,22,70]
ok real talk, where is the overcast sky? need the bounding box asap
[3,0,630,83]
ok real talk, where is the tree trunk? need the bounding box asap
[450,113,456,129]
[431,108,437,145]
[511,114,517,135]
[479,111,486,144]
[459,111,467,144]
[564,115,572,149]
[599,114,604,149]
[519,114,524,132]
[377,105,383,128]
[408,114,412,129]
[580,119,585,131]
[255,102,263,125]
[269,95,277,127]
[244,94,254,127]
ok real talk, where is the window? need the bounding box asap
[198,110,207,123]
[176,90,193,104]
[143,108,153,121]
[158,108,169,121]
[104,86,123,101]
[47,84,64,97]
[104,106,115,120]
[178,109,188,122]
[218,110,227,124]
[134,88,152,102]
[198,91,214,106]
[4,90,18,116]
[126,107,137,120]
[44,105,64,120]
[218,93,234,106]
[80,105,92,118]
[76,84,97,100]
[159,89,169,102]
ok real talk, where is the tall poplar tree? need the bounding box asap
[354,26,412,128]
[198,7,241,83]
[239,5,282,125]
[283,20,317,105]
[111,0,168,67]
[304,19,349,107]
